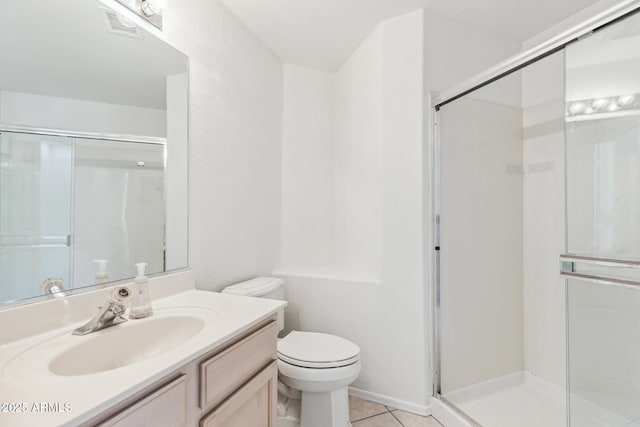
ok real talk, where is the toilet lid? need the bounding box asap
[277,331,360,368]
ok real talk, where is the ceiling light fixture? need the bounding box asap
[566,92,640,121]
[115,0,165,30]
[141,0,166,16]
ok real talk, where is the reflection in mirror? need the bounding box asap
[73,138,166,286]
[566,11,640,259]
[0,0,188,307]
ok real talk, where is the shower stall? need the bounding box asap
[433,4,640,427]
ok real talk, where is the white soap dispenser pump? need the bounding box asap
[93,259,110,284]
[129,262,153,319]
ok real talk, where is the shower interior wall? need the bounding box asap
[439,51,567,393]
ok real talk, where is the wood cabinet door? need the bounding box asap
[200,361,277,427]
[200,321,277,410]
[99,375,187,427]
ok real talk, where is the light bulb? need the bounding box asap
[141,0,167,16]
[617,94,636,106]
[568,102,585,115]
[592,98,610,109]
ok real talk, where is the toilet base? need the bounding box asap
[300,387,350,427]
[277,385,352,427]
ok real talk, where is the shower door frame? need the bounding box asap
[430,1,640,424]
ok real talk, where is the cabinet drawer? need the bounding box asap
[100,375,186,427]
[200,361,277,427]
[200,321,277,409]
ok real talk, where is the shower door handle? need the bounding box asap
[559,254,640,289]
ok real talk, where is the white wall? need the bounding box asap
[379,9,428,405]
[334,30,383,277]
[278,10,429,412]
[281,29,386,278]
[158,0,283,289]
[281,65,334,267]
[424,11,521,94]
[165,73,189,271]
[0,90,166,137]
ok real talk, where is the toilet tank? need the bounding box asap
[221,277,285,331]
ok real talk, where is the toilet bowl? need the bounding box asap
[222,277,360,427]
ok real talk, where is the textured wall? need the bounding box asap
[159,0,283,290]
[281,64,335,267]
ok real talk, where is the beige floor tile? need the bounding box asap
[385,405,397,411]
[392,410,444,427]
[353,412,403,426]
[349,396,389,421]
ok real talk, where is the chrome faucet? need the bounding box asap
[73,287,131,335]
[41,278,65,298]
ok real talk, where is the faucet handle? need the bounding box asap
[110,287,130,312]
[113,287,131,300]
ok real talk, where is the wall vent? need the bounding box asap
[99,7,143,39]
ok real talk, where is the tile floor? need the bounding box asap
[349,395,443,427]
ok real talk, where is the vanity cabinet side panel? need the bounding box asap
[200,321,277,410]
[200,361,277,427]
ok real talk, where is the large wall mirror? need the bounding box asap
[0,0,189,307]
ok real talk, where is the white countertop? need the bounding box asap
[0,286,285,426]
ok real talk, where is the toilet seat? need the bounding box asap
[277,331,360,369]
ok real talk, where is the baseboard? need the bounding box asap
[348,387,431,416]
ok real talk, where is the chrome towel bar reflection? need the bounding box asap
[0,235,71,248]
[560,254,640,289]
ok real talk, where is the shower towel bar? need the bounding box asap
[560,254,640,289]
[0,235,71,248]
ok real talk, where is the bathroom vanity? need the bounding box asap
[0,271,285,427]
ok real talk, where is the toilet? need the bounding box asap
[222,277,361,427]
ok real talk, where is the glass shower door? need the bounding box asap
[564,11,640,427]
[0,131,73,302]
[72,138,165,286]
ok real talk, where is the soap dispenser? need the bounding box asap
[129,262,153,319]
[93,259,110,284]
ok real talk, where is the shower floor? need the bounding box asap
[451,381,565,427]
[441,372,616,427]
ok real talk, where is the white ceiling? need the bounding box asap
[220,0,603,72]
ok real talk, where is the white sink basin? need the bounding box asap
[2,307,219,379]
[50,315,205,376]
